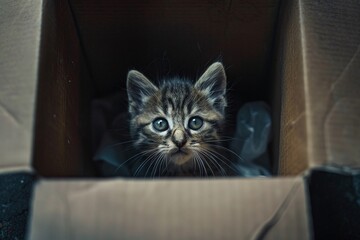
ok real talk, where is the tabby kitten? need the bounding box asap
[127,62,236,177]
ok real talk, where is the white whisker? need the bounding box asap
[194,152,208,177]
[115,148,156,173]
[134,151,159,177]
[203,148,238,174]
[200,151,226,176]
[206,143,245,162]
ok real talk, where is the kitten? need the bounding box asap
[126,62,236,177]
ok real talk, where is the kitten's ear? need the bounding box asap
[127,70,158,112]
[195,62,227,113]
[195,62,226,99]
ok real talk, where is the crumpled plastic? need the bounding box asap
[230,102,272,176]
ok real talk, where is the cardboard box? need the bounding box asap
[0,0,359,239]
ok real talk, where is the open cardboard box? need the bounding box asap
[1,0,359,239]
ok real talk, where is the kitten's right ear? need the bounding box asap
[195,62,226,99]
[195,62,227,114]
[127,70,158,111]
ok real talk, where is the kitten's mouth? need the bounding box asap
[169,148,192,165]
[170,148,188,155]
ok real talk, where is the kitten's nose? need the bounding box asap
[172,129,187,148]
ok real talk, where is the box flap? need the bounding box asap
[0,0,43,173]
[299,0,360,168]
[277,0,360,174]
[29,178,311,240]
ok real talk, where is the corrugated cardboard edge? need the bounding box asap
[275,0,308,175]
[0,0,43,174]
[28,177,311,240]
[0,165,33,175]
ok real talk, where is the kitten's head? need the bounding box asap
[127,62,227,169]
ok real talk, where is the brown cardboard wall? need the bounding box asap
[33,0,93,177]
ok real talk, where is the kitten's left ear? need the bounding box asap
[195,62,227,99]
[195,62,227,114]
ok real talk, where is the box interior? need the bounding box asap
[33,0,305,177]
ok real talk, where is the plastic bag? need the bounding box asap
[230,102,272,176]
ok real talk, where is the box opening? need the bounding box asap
[33,0,292,178]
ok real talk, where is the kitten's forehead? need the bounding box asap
[160,79,192,102]
[159,78,205,116]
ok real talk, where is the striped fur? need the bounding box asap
[126,62,233,177]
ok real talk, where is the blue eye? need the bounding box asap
[188,116,203,130]
[153,118,169,131]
